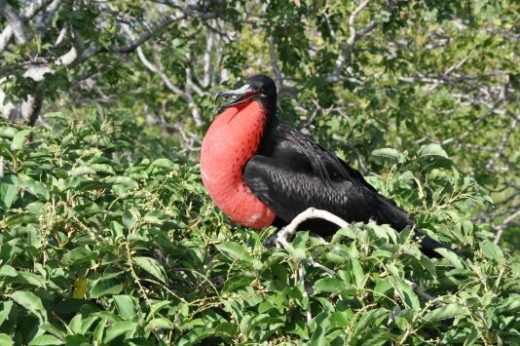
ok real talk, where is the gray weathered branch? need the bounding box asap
[326,0,376,83]
[0,0,28,44]
[268,36,284,91]
[112,13,184,53]
[136,45,202,126]
[494,209,520,244]
[0,0,54,54]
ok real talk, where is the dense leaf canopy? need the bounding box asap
[0,0,519,345]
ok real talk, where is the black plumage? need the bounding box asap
[219,74,443,257]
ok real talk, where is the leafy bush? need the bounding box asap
[0,112,519,345]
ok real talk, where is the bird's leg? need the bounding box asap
[263,207,350,323]
[263,208,440,306]
[263,207,351,248]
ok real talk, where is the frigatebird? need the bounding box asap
[200,74,443,257]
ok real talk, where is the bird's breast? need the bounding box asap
[200,101,276,228]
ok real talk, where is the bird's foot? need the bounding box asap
[263,227,292,248]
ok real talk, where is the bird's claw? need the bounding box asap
[263,228,291,248]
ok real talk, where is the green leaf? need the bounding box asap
[351,258,365,289]
[28,334,65,345]
[68,314,82,334]
[418,143,449,159]
[15,271,46,288]
[424,304,467,322]
[222,275,254,292]
[104,321,137,343]
[149,158,175,171]
[0,177,18,208]
[480,240,504,263]
[133,256,167,283]
[94,317,108,343]
[372,148,406,163]
[435,248,464,269]
[0,126,17,138]
[143,210,166,225]
[90,273,124,299]
[373,277,393,300]
[314,278,344,293]
[0,265,18,277]
[0,334,14,346]
[122,208,140,230]
[113,295,137,320]
[216,242,252,262]
[69,166,96,176]
[310,312,330,346]
[89,163,115,175]
[11,129,31,150]
[146,317,174,333]
[61,247,96,266]
[10,291,47,322]
[19,176,50,200]
[391,279,420,310]
[105,176,139,189]
[0,301,13,327]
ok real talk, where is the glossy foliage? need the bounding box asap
[0,113,518,345]
[0,0,519,344]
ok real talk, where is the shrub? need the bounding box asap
[0,112,518,345]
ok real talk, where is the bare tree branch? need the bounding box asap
[326,0,376,83]
[0,0,28,44]
[494,209,520,244]
[136,45,202,126]
[24,91,43,126]
[486,117,517,171]
[0,0,54,54]
[268,36,284,91]
[185,51,205,97]
[443,55,470,77]
[20,0,55,18]
[112,13,184,53]
[36,0,63,35]
[55,29,85,66]
[268,207,439,305]
[202,26,214,88]
[1,24,86,122]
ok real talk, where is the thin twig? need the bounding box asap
[494,209,520,244]
[0,0,28,44]
[274,207,439,307]
[298,266,312,322]
[0,0,54,54]
[486,117,517,171]
[202,26,214,88]
[326,0,376,83]
[112,13,184,53]
[404,279,442,306]
[125,241,152,307]
[136,45,202,126]
[268,36,284,91]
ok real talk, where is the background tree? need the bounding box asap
[0,0,519,344]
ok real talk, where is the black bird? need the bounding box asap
[200,74,443,257]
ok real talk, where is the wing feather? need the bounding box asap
[243,155,411,231]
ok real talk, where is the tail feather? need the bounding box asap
[378,199,447,258]
[413,229,447,258]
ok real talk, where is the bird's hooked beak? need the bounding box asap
[216,83,260,111]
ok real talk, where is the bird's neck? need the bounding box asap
[256,94,276,118]
[200,100,276,228]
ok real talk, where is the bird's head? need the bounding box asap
[216,74,277,113]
